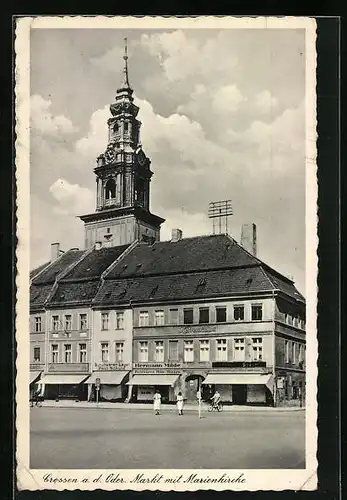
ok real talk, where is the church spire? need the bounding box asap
[122,37,130,89]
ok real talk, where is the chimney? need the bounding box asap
[50,242,60,262]
[95,241,102,250]
[171,228,183,242]
[241,223,257,256]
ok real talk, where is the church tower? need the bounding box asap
[79,38,165,249]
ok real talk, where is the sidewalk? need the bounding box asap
[39,400,304,412]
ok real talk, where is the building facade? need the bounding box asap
[29,42,305,407]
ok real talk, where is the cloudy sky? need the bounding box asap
[30,27,306,293]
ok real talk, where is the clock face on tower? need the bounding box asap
[104,146,116,163]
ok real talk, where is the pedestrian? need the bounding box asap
[153,389,161,415]
[176,391,184,415]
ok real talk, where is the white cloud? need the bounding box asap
[212,85,247,113]
[75,105,109,160]
[49,178,94,216]
[160,210,211,242]
[255,90,278,114]
[31,94,78,136]
[141,30,237,83]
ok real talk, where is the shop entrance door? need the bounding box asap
[185,375,203,402]
[232,384,247,405]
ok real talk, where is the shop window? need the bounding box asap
[251,337,263,360]
[216,306,226,323]
[199,340,210,362]
[216,339,227,361]
[101,312,109,330]
[51,344,58,363]
[234,338,245,361]
[154,310,165,326]
[154,341,164,362]
[64,344,72,363]
[79,313,88,330]
[233,305,244,321]
[183,308,194,324]
[251,304,263,321]
[116,312,124,330]
[52,315,60,331]
[34,316,42,332]
[184,340,194,362]
[33,347,40,362]
[101,342,109,362]
[169,340,178,360]
[79,343,87,363]
[199,307,209,324]
[139,341,148,362]
[169,309,179,325]
[115,342,124,362]
[139,311,149,327]
[64,314,72,331]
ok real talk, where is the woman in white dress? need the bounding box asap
[176,391,184,415]
[153,390,161,415]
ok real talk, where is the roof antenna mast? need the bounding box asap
[208,200,233,235]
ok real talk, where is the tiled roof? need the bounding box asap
[30,262,50,280]
[29,235,304,308]
[93,266,275,306]
[62,245,130,280]
[49,280,100,306]
[31,250,85,285]
[30,284,54,309]
[263,269,305,303]
[105,235,259,279]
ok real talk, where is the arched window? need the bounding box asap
[105,178,116,200]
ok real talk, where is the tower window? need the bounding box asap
[107,227,111,233]
[124,122,129,132]
[114,123,120,133]
[105,179,116,199]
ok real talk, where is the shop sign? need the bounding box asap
[212,361,266,368]
[133,369,181,375]
[178,325,217,334]
[95,363,131,371]
[133,362,182,369]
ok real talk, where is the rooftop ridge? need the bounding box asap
[104,262,262,280]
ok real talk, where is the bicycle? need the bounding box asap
[30,395,44,407]
[208,401,223,412]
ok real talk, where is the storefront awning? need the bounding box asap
[40,374,90,385]
[29,371,42,385]
[127,374,179,387]
[86,371,129,385]
[203,373,274,389]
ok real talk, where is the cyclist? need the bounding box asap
[210,390,221,409]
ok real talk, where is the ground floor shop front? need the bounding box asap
[126,371,275,406]
[38,371,130,402]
